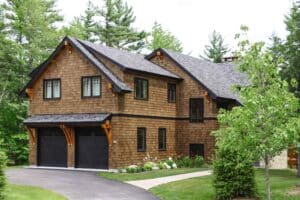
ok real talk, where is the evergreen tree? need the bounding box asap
[202,30,229,63]
[146,22,183,52]
[97,0,147,51]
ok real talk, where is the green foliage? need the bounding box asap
[97,0,148,51]
[194,156,204,168]
[143,162,154,171]
[146,22,183,52]
[213,147,256,200]
[202,30,229,63]
[0,152,7,200]
[176,156,204,168]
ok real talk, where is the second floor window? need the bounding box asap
[44,79,61,99]
[190,98,204,122]
[137,127,146,151]
[168,83,176,103]
[82,76,101,97]
[134,77,148,99]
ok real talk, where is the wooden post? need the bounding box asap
[59,125,75,168]
[101,120,113,146]
[25,126,37,166]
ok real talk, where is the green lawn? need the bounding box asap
[99,168,210,181]
[6,184,66,200]
[150,169,300,200]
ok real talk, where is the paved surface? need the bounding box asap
[6,168,159,200]
[126,170,212,190]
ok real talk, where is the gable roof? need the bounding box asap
[78,40,181,79]
[146,48,248,103]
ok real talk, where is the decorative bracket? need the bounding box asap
[25,88,34,101]
[101,120,113,146]
[59,125,74,146]
[26,126,37,145]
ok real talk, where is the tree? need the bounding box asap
[146,22,183,52]
[213,27,300,200]
[97,0,147,51]
[202,30,229,63]
[63,1,98,41]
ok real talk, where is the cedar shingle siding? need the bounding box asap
[23,37,244,169]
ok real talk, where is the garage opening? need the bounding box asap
[38,127,67,167]
[75,127,108,169]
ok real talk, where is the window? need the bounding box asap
[189,144,204,158]
[82,76,101,97]
[43,79,61,99]
[168,83,176,103]
[134,77,148,99]
[137,127,146,151]
[189,98,204,122]
[158,128,166,151]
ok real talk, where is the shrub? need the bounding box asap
[194,156,204,167]
[181,156,193,168]
[165,158,175,168]
[157,162,165,169]
[213,148,257,200]
[144,162,155,171]
[0,152,6,200]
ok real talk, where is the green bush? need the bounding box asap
[157,162,165,169]
[213,148,257,200]
[194,156,204,167]
[0,152,7,200]
[165,159,174,168]
[143,162,154,171]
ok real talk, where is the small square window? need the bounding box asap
[82,76,101,98]
[43,79,61,99]
[137,127,146,152]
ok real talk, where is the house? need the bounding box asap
[21,36,246,169]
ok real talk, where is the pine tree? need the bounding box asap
[97,0,147,51]
[202,30,229,63]
[147,22,183,52]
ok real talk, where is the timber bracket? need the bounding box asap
[101,120,113,146]
[59,124,74,146]
[26,126,37,145]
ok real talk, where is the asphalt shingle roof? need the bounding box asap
[156,49,248,103]
[24,113,111,124]
[78,40,181,79]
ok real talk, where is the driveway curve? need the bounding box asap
[6,168,159,200]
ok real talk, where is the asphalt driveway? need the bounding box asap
[6,168,159,200]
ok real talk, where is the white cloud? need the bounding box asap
[56,0,292,56]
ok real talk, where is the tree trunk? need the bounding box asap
[265,155,271,200]
[297,147,300,177]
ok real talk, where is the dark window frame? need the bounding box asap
[167,83,176,103]
[81,75,102,98]
[43,78,61,100]
[158,128,167,151]
[134,77,148,100]
[137,127,146,152]
[189,98,204,123]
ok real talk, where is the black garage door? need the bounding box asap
[75,127,108,169]
[38,127,67,167]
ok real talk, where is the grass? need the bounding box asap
[150,169,300,200]
[99,167,210,182]
[5,184,66,200]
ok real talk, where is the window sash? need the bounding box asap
[168,83,176,102]
[134,78,148,99]
[158,128,166,150]
[82,76,101,97]
[137,128,146,151]
[44,79,60,99]
[52,80,60,98]
[190,98,204,122]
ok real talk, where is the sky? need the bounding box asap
[56,0,294,56]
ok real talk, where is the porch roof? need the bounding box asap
[24,113,111,125]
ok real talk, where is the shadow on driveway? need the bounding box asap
[6,168,159,200]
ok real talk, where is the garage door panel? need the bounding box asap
[38,128,67,167]
[75,127,108,169]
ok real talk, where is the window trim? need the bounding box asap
[158,128,167,151]
[134,77,149,100]
[43,78,61,100]
[137,127,146,152]
[189,98,204,123]
[81,75,102,98]
[167,83,176,103]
